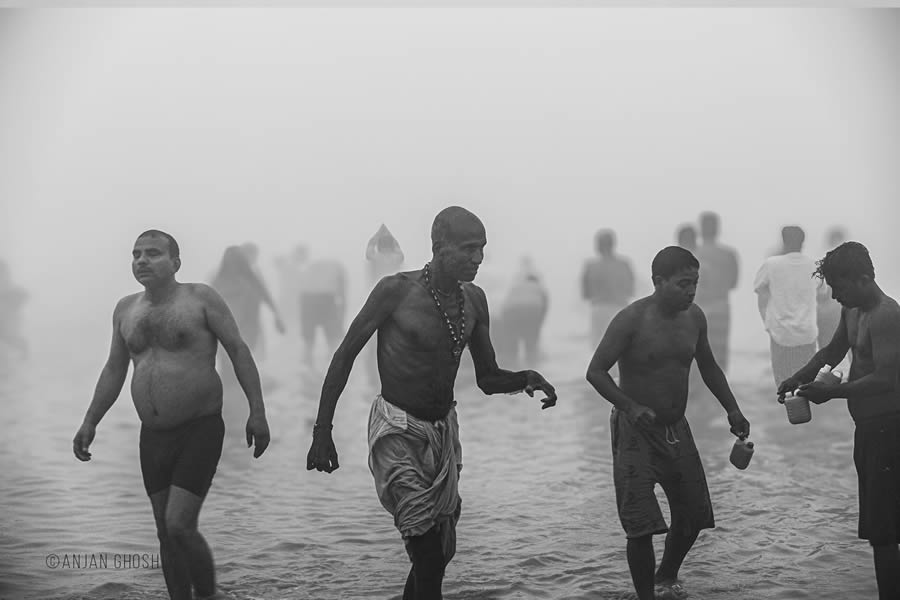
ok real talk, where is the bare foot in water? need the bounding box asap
[655,580,689,599]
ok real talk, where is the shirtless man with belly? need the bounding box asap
[72,229,270,600]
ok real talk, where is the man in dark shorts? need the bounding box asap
[72,230,271,600]
[306,206,557,600]
[778,241,900,600]
[297,248,348,367]
[586,246,750,600]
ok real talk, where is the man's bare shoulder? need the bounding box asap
[873,295,900,325]
[182,282,225,304]
[608,296,651,328]
[461,280,486,297]
[113,292,142,315]
[686,302,707,324]
[371,271,419,302]
[622,296,652,316]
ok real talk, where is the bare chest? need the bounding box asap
[121,303,208,355]
[846,311,872,360]
[628,317,698,366]
[389,289,472,354]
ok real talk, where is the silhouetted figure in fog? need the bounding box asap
[497,256,549,367]
[817,227,848,351]
[694,212,739,372]
[777,242,900,600]
[72,230,270,600]
[239,242,281,359]
[210,245,285,358]
[273,244,308,334]
[753,226,821,386]
[675,224,697,252]
[0,259,29,361]
[582,229,635,347]
[366,223,405,284]
[306,206,557,600]
[298,249,347,368]
[586,246,750,600]
[364,224,405,383]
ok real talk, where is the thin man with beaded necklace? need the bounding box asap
[306,206,557,600]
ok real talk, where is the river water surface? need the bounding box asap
[0,322,876,600]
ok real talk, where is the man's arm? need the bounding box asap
[581,262,592,301]
[802,307,900,402]
[780,309,851,396]
[693,307,749,437]
[201,284,271,457]
[624,261,636,300]
[727,247,740,291]
[756,288,769,322]
[315,275,408,427]
[74,298,131,461]
[753,262,769,322]
[585,308,647,418]
[468,286,555,407]
[307,276,409,474]
[201,285,265,413]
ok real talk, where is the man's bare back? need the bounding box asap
[117,283,225,429]
[617,297,704,425]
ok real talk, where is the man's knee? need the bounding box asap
[165,516,197,541]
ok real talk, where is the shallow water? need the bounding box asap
[0,324,877,600]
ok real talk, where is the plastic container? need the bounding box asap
[815,366,843,385]
[784,393,812,424]
[730,438,754,470]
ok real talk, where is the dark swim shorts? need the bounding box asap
[139,413,225,497]
[610,408,715,539]
[854,412,900,545]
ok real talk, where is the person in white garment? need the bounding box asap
[753,225,822,386]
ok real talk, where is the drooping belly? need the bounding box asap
[131,353,223,429]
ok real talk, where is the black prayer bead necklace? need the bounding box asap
[423,262,465,362]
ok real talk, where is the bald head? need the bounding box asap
[431,206,485,250]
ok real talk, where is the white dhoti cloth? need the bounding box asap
[368,395,463,563]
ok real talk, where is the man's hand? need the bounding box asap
[797,381,835,405]
[727,410,750,439]
[626,404,657,429]
[73,423,95,461]
[777,375,803,402]
[246,413,271,458]
[525,370,557,409]
[307,428,339,473]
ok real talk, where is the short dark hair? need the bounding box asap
[652,246,699,280]
[138,229,180,259]
[781,225,805,248]
[594,229,615,254]
[814,241,874,282]
[699,211,720,239]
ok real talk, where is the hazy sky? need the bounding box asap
[2,8,898,351]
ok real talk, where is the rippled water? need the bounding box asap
[0,327,877,600]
